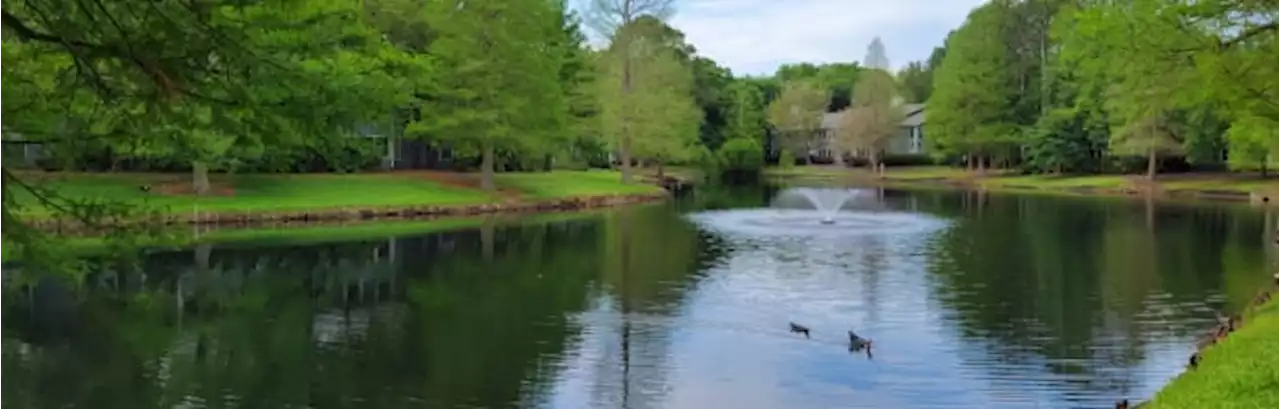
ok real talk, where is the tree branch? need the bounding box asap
[1219,21,1277,49]
[2,10,99,49]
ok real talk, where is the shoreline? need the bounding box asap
[1137,281,1278,408]
[764,167,1276,204]
[27,191,670,234]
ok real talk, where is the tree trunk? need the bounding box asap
[1261,158,1268,178]
[192,161,210,195]
[619,35,634,184]
[656,161,665,180]
[965,153,974,172]
[869,151,882,179]
[1146,147,1157,181]
[619,137,633,183]
[480,143,496,191]
[976,154,986,176]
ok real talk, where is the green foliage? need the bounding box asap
[774,62,863,111]
[410,0,565,189]
[1,0,424,274]
[765,81,829,156]
[1224,114,1278,174]
[717,138,764,172]
[777,148,797,169]
[834,69,903,164]
[724,81,768,143]
[927,1,1017,159]
[1025,107,1106,173]
[596,19,703,170]
[879,154,936,167]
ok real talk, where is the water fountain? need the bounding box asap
[686,186,943,238]
[770,187,869,224]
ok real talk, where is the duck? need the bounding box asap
[1188,352,1201,369]
[847,330,873,351]
[789,322,811,339]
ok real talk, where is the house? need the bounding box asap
[808,103,927,161]
[355,109,456,170]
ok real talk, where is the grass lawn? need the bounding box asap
[1144,297,1278,409]
[10,170,661,216]
[496,171,661,198]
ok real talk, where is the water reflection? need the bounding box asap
[3,187,1274,409]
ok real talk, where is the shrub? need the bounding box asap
[778,148,797,169]
[880,153,936,167]
[717,138,764,172]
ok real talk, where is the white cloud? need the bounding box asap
[667,0,986,76]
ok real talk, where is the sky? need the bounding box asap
[581,0,987,77]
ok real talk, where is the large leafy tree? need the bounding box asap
[927,1,1017,171]
[765,81,829,161]
[1074,1,1194,179]
[1,0,417,274]
[834,69,904,173]
[411,0,564,190]
[585,0,676,183]
[2,0,414,192]
[723,81,768,143]
[596,19,702,179]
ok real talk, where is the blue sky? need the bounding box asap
[580,0,986,76]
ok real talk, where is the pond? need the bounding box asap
[4,184,1275,409]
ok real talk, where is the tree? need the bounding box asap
[1224,114,1277,176]
[834,69,904,174]
[1063,0,1199,179]
[724,81,767,142]
[897,61,933,103]
[2,1,414,194]
[585,0,676,183]
[596,19,701,179]
[775,62,863,111]
[412,0,564,190]
[927,1,1017,171]
[864,37,890,71]
[765,82,829,162]
[548,1,598,170]
[2,0,419,276]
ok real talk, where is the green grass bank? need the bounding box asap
[764,166,1277,202]
[7,171,666,231]
[11,170,662,214]
[1143,296,1278,409]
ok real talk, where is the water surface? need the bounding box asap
[4,184,1275,409]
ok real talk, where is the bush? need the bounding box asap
[778,148,797,169]
[689,144,724,173]
[840,153,935,168]
[717,138,764,172]
[880,153,936,167]
[1106,155,1217,174]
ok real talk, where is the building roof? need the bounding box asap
[821,112,843,129]
[819,104,926,130]
[902,104,926,127]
